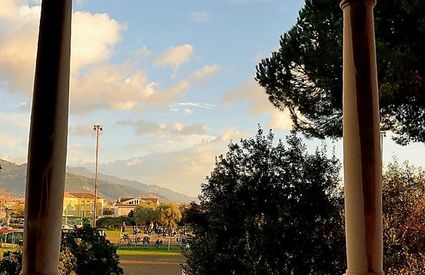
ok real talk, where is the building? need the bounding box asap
[113,196,159,216]
[63,192,106,219]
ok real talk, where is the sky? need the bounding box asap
[0,0,424,197]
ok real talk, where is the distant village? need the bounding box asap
[0,191,184,228]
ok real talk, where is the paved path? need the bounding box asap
[119,254,185,275]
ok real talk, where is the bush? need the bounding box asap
[96,216,135,230]
[62,224,123,275]
[0,224,123,275]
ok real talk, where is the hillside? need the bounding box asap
[68,166,197,203]
[0,159,196,203]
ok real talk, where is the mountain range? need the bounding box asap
[0,159,197,203]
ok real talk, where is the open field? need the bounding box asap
[117,245,182,256]
[119,254,185,275]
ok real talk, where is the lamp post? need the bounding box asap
[93,124,103,227]
[340,0,383,274]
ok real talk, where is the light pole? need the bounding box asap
[93,124,103,227]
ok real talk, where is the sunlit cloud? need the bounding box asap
[189,65,220,83]
[70,65,188,114]
[70,124,96,136]
[71,11,123,73]
[154,44,194,78]
[119,120,167,136]
[136,45,152,59]
[169,102,215,111]
[0,133,24,149]
[0,1,40,94]
[0,2,123,96]
[96,128,249,196]
[120,120,206,136]
[222,79,293,130]
[168,102,216,116]
[0,2,209,117]
[126,157,142,167]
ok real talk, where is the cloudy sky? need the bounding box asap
[1,0,424,197]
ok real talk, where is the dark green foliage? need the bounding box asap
[133,206,159,226]
[96,216,135,230]
[0,250,22,275]
[62,224,123,275]
[183,129,346,275]
[0,225,124,275]
[256,0,425,144]
[181,202,208,229]
[382,161,425,274]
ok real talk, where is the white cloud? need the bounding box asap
[189,65,220,83]
[169,102,215,110]
[154,44,194,78]
[71,11,122,73]
[126,157,142,167]
[168,102,216,116]
[94,128,249,196]
[0,112,30,129]
[120,120,206,136]
[0,2,211,116]
[184,108,193,115]
[119,120,167,136]
[0,2,123,96]
[70,64,188,114]
[0,133,24,149]
[136,46,152,59]
[223,79,293,130]
[70,124,96,136]
[191,11,210,22]
[171,122,205,136]
[0,1,41,94]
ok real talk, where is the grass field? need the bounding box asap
[116,245,182,256]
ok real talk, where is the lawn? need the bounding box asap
[116,245,182,256]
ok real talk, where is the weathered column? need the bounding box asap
[340,0,383,274]
[23,0,72,274]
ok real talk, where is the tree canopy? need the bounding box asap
[133,204,159,226]
[61,224,123,275]
[256,0,425,144]
[382,161,425,273]
[183,129,346,274]
[158,202,182,229]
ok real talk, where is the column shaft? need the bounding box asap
[341,0,383,274]
[23,0,72,274]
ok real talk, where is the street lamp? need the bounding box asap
[93,124,103,227]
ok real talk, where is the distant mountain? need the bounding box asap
[0,159,196,203]
[67,166,197,203]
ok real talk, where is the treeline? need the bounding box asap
[96,202,183,231]
[182,130,425,275]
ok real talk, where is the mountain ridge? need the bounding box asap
[0,159,196,203]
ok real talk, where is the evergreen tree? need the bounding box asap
[256,0,425,144]
[184,129,345,274]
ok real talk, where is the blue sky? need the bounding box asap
[0,0,424,197]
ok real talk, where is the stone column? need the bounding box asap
[23,0,72,274]
[340,0,383,274]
